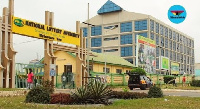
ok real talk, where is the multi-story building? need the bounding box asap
[80,0,194,74]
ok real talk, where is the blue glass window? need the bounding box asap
[156,35,159,45]
[121,34,132,45]
[169,40,172,50]
[165,39,168,48]
[150,20,154,31]
[170,51,172,60]
[173,41,176,51]
[165,49,168,57]
[91,49,101,53]
[160,37,164,47]
[150,33,154,40]
[125,58,133,64]
[121,46,133,57]
[91,26,102,36]
[160,25,164,35]
[161,48,164,56]
[135,20,147,31]
[91,38,102,47]
[156,47,159,57]
[176,33,179,42]
[156,23,159,33]
[165,27,168,37]
[169,29,172,39]
[136,32,148,38]
[82,28,87,37]
[120,22,132,32]
[156,58,159,69]
[172,31,176,40]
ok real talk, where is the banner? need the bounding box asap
[159,56,169,70]
[12,16,80,46]
[50,64,56,76]
[171,62,179,74]
[137,35,156,73]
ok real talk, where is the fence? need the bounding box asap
[90,71,200,86]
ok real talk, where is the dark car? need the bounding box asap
[127,74,153,90]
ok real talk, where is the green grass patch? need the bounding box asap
[160,84,200,90]
[0,96,200,109]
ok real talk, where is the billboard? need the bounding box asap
[12,16,80,46]
[136,35,156,73]
[171,62,179,74]
[159,56,169,70]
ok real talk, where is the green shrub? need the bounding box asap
[148,86,163,98]
[190,80,200,87]
[72,80,112,104]
[50,93,73,104]
[130,67,146,75]
[163,76,174,84]
[41,80,55,94]
[112,91,147,99]
[25,86,50,104]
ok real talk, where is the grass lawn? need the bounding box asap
[0,96,200,109]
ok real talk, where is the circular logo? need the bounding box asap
[14,19,24,27]
[168,5,187,24]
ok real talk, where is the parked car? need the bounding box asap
[127,74,153,90]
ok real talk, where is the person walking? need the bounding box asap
[27,69,34,89]
[182,75,186,87]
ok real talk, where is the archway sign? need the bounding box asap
[0,0,89,88]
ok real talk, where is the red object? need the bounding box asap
[182,77,186,83]
[27,72,34,83]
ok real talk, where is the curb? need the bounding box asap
[162,89,200,92]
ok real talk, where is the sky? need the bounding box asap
[0,0,200,64]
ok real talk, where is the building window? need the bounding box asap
[169,29,172,39]
[104,37,118,41]
[125,58,133,64]
[176,33,179,42]
[121,22,132,32]
[173,41,176,51]
[177,54,180,62]
[82,28,87,37]
[177,43,180,52]
[91,38,102,47]
[121,46,133,57]
[121,34,132,45]
[91,49,101,53]
[160,25,164,35]
[156,58,159,69]
[103,67,110,73]
[165,27,168,37]
[156,47,159,57]
[91,26,102,36]
[180,35,183,43]
[181,54,183,63]
[150,33,154,40]
[182,36,185,44]
[160,37,164,47]
[135,20,147,31]
[173,52,176,61]
[170,51,172,60]
[156,35,159,45]
[116,69,122,74]
[165,39,168,48]
[173,31,176,41]
[136,32,148,38]
[150,20,154,31]
[165,49,168,57]
[161,48,164,56]
[156,23,159,33]
[169,40,172,50]
[104,49,118,52]
[180,44,183,53]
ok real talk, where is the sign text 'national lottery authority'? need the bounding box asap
[12,16,80,46]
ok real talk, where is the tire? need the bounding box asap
[129,87,133,90]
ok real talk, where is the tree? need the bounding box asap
[130,67,146,75]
